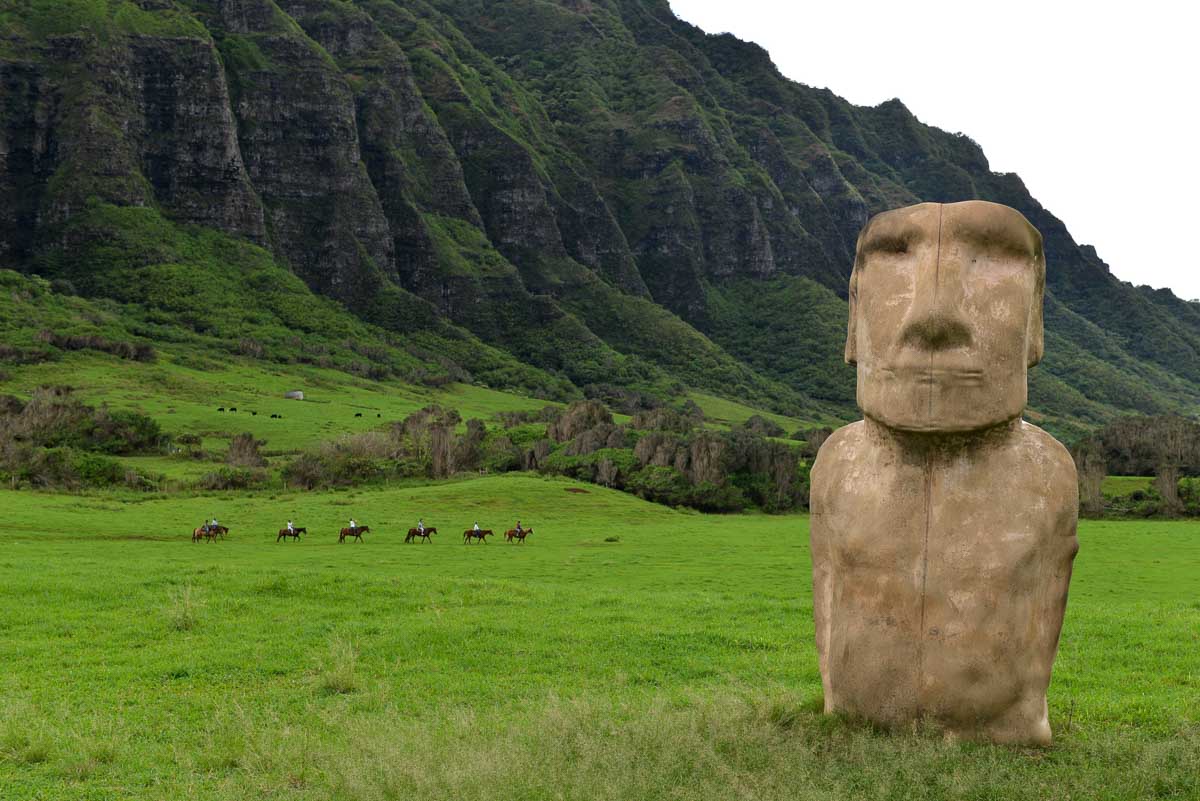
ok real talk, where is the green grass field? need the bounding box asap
[1,352,554,453]
[1103,476,1154,496]
[0,354,814,468]
[1,475,1197,800]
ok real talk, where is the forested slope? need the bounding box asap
[1,0,1195,438]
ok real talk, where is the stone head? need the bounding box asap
[846,200,1045,432]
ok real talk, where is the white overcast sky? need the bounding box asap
[669,0,1200,300]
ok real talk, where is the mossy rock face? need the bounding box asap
[0,0,1197,435]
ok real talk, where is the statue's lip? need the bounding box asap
[879,364,985,386]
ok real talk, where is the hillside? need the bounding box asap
[1,0,1197,439]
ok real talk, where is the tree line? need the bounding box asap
[1072,415,1200,517]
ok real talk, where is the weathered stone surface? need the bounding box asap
[810,200,1078,745]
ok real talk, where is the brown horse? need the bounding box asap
[277,526,306,542]
[339,525,369,543]
[192,527,215,543]
[211,525,229,539]
[463,528,493,544]
[504,527,532,543]
[405,527,436,543]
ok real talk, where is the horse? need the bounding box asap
[192,527,215,543]
[504,527,532,543]
[277,526,305,542]
[405,526,436,544]
[339,525,369,543]
[212,525,229,539]
[463,528,493,544]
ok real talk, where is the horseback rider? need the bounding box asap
[212,516,219,531]
[417,518,425,535]
[473,521,481,534]
[349,518,357,535]
[515,519,523,535]
[287,519,294,534]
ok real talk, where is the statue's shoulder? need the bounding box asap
[811,421,869,490]
[1014,420,1076,475]
[1009,421,1078,513]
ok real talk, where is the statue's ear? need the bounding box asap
[1027,231,1046,368]
[845,266,858,366]
[846,226,870,366]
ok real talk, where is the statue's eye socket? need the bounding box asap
[868,236,909,256]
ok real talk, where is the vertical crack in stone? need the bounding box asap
[915,204,943,718]
[917,450,933,718]
[929,203,942,424]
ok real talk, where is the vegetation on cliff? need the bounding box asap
[1,0,1198,438]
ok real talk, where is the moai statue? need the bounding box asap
[810,201,1078,745]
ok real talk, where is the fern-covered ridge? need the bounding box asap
[2,0,1199,440]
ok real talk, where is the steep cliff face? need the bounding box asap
[0,0,1196,435]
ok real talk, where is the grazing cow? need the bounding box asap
[251,411,257,416]
[230,407,237,412]
[217,407,225,412]
[354,412,363,418]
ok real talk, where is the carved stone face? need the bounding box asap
[846,200,1045,432]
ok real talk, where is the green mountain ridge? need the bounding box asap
[1,0,1196,439]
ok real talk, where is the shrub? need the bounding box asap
[226,432,266,468]
[198,467,267,490]
[236,338,266,359]
[88,409,164,454]
[0,344,55,364]
[35,330,155,362]
[0,387,163,455]
[742,415,785,438]
[281,450,390,489]
[624,465,693,507]
[482,434,522,473]
[688,481,748,513]
[281,453,328,490]
[71,451,126,486]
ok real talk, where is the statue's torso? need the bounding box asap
[810,419,1078,744]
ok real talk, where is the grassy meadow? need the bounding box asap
[1,352,556,454]
[0,474,1197,800]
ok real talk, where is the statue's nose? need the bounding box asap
[897,236,971,352]
[899,312,971,351]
